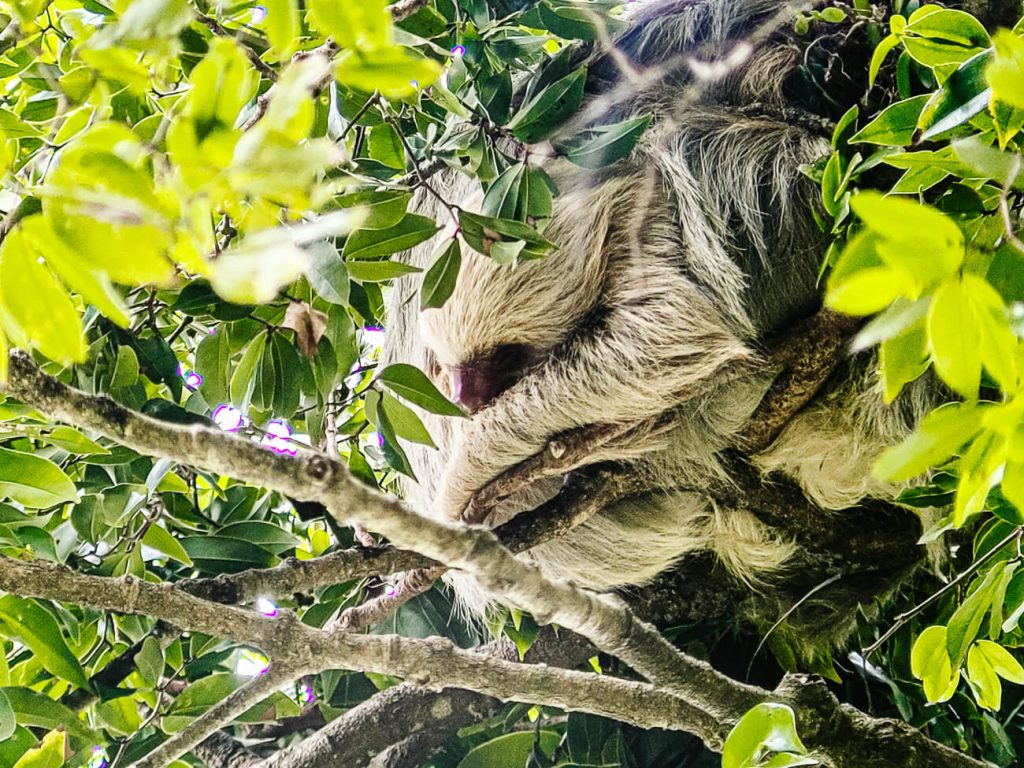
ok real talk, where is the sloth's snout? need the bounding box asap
[450,343,534,414]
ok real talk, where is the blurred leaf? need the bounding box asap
[988,30,1024,109]
[12,729,64,768]
[0,229,86,365]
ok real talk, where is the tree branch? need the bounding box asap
[266,629,595,768]
[0,353,980,768]
[1,351,766,725]
[135,668,296,768]
[192,733,261,768]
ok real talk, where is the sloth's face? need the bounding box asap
[418,234,595,412]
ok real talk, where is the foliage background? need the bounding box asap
[0,0,1021,766]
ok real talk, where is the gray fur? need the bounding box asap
[381,0,935,617]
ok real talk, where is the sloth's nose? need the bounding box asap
[450,366,505,414]
[450,344,533,413]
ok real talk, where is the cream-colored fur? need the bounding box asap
[379,0,936,618]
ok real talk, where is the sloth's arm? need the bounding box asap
[431,252,759,520]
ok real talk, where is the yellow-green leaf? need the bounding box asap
[0,447,77,509]
[0,229,86,365]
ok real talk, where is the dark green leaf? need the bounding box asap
[378,363,464,417]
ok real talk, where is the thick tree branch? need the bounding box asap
[193,733,261,768]
[266,629,596,768]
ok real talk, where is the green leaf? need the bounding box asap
[850,95,930,146]
[377,363,464,417]
[306,241,351,305]
[536,0,624,41]
[482,164,525,220]
[43,427,109,456]
[379,392,434,446]
[962,273,1018,392]
[722,703,809,768]
[953,135,1024,188]
[308,0,390,51]
[967,641,1004,710]
[507,68,587,143]
[555,115,652,169]
[874,402,985,481]
[130,636,163,689]
[263,0,300,59]
[911,625,959,703]
[164,672,241,732]
[195,327,231,406]
[421,239,462,310]
[869,35,901,87]
[974,640,1024,683]
[343,215,439,260]
[879,322,930,403]
[217,521,300,554]
[367,123,406,169]
[269,333,301,417]
[948,566,1005,666]
[0,688,14,742]
[345,261,422,282]
[0,229,86,365]
[368,391,416,479]
[2,688,93,741]
[142,524,193,566]
[12,729,64,768]
[180,536,277,574]
[0,448,77,508]
[928,278,983,398]
[903,8,990,48]
[20,216,130,328]
[0,597,90,690]
[850,193,963,278]
[458,210,556,259]
[335,46,441,99]
[336,191,411,230]
[111,345,140,389]
[456,731,561,768]
[230,333,268,409]
[918,50,993,140]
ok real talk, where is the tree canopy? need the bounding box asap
[0,1,1022,767]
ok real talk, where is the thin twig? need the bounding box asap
[863,528,1023,656]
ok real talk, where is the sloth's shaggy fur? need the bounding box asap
[382,0,936,617]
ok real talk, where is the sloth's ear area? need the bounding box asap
[450,343,536,414]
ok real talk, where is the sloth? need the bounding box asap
[381,0,937,616]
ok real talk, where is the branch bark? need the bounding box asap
[264,629,595,768]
